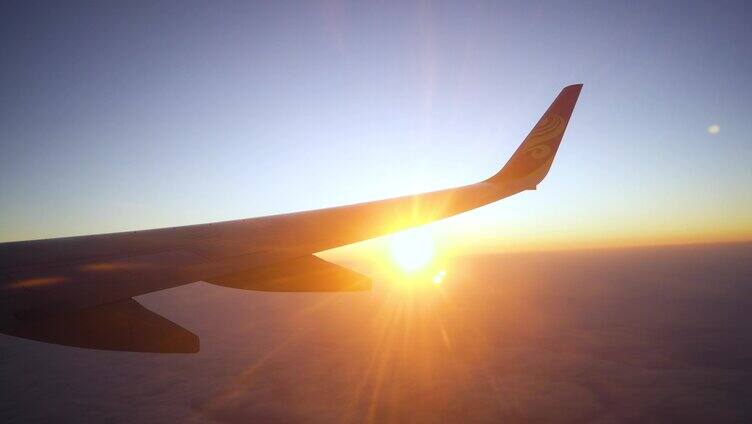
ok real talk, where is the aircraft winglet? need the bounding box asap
[487,84,582,189]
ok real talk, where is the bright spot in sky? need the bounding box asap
[708,124,720,135]
[388,227,435,272]
[432,270,446,285]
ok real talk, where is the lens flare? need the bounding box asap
[432,270,446,285]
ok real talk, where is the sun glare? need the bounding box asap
[388,227,435,272]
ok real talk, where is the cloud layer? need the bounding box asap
[1,243,751,423]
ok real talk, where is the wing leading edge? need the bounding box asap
[0,84,582,352]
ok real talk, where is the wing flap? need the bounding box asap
[4,298,198,353]
[205,255,371,292]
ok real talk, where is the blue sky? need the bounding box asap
[1,1,751,250]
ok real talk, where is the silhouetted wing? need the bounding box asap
[0,85,582,351]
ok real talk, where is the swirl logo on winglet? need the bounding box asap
[522,114,566,160]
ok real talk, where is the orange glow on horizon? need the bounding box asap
[320,223,752,270]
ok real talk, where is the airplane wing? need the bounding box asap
[0,84,582,352]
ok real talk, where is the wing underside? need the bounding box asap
[206,255,371,292]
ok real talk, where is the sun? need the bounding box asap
[388,227,435,272]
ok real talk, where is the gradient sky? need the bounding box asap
[1,1,751,253]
